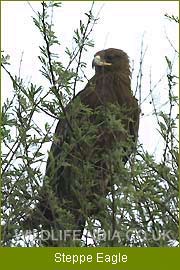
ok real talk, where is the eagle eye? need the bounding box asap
[106,55,113,62]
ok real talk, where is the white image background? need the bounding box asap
[2,1,179,165]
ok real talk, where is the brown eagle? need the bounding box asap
[25,48,140,245]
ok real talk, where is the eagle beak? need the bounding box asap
[92,55,112,68]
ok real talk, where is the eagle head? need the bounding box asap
[92,48,129,74]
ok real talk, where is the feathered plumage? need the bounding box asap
[25,48,140,246]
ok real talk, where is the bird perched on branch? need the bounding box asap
[25,48,140,246]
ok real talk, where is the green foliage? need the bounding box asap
[165,13,179,23]
[1,52,10,65]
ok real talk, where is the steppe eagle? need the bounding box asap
[26,48,140,245]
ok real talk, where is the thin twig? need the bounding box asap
[41,1,74,134]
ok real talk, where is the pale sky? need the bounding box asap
[2,1,179,158]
